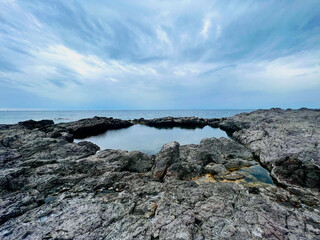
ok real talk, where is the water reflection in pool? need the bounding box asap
[75,124,228,155]
[237,165,274,185]
[75,124,274,186]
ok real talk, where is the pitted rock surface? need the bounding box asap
[0,110,319,239]
[220,108,320,190]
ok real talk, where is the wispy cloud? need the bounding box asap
[201,17,211,39]
[0,0,320,109]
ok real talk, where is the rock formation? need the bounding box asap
[220,108,320,190]
[0,109,319,239]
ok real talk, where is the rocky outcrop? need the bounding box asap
[152,141,180,180]
[133,116,224,129]
[0,110,320,239]
[18,119,54,130]
[220,108,320,190]
[58,116,133,138]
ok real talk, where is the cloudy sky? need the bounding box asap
[0,0,319,110]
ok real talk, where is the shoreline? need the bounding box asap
[0,108,319,239]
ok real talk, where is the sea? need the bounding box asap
[0,109,252,155]
[0,109,252,124]
[0,109,274,185]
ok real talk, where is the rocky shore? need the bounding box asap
[132,116,223,129]
[0,109,319,239]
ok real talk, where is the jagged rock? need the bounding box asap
[223,158,256,170]
[126,151,155,173]
[221,108,320,189]
[204,163,229,176]
[18,119,54,130]
[133,116,210,129]
[273,156,320,188]
[152,141,180,180]
[180,144,213,165]
[0,110,320,239]
[166,162,203,180]
[58,116,133,138]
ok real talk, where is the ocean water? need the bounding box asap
[1,109,273,185]
[0,109,253,124]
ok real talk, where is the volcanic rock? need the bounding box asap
[0,110,320,239]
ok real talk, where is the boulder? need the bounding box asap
[204,163,229,176]
[223,158,256,170]
[152,141,180,180]
[126,151,155,173]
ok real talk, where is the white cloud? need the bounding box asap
[1,0,320,109]
[229,52,320,92]
[201,11,220,39]
[35,44,158,82]
[201,17,211,39]
[156,26,171,45]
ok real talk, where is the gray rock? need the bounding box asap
[223,158,256,170]
[58,116,133,139]
[205,163,229,176]
[133,116,210,129]
[0,111,319,239]
[18,119,54,130]
[218,172,245,181]
[126,151,155,173]
[220,108,320,189]
[152,141,180,180]
[166,162,203,180]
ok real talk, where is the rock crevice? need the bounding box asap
[0,109,319,239]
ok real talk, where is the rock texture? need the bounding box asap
[0,109,320,239]
[58,116,132,138]
[133,116,224,129]
[220,108,320,190]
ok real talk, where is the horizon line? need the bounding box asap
[0,107,317,112]
[0,108,259,112]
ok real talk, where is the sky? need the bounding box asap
[0,0,319,110]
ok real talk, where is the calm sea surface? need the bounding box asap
[0,110,252,153]
[0,109,253,124]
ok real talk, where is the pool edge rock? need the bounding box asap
[0,108,319,239]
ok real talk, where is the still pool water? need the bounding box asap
[75,124,228,155]
[76,124,274,186]
[238,165,274,185]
